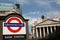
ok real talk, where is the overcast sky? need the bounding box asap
[0,0,60,33]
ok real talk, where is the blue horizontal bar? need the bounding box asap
[4,23,24,27]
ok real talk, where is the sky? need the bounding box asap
[0,0,60,33]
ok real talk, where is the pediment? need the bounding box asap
[37,19,60,25]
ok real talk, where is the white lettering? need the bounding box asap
[5,36,12,38]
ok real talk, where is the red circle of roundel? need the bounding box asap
[7,17,22,33]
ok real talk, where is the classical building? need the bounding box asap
[32,16,60,39]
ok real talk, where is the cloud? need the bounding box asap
[34,0,51,7]
[23,15,37,25]
[22,11,41,26]
[29,11,40,14]
[23,11,42,18]
[55,0,60,4]
[8,0,29,5]
[29,18,37,25]
[46,10,60,18]
[23,11,41,16]
[15,0,29,5]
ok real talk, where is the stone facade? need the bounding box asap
[32,16,60,39]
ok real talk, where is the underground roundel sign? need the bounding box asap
[3,17,26,35]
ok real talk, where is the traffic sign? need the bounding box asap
[3,17,26,35]
[6,17,23,33]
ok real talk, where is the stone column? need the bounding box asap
[32,27,35,38]
[54,26,56,30]
[40,27,42,38]
[47,27,49,34]
[51,27,53,33]
[34,26,36,38]
[43,27,45,37]
[36,28,38,38]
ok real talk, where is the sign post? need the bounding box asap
[3,17,27,40]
